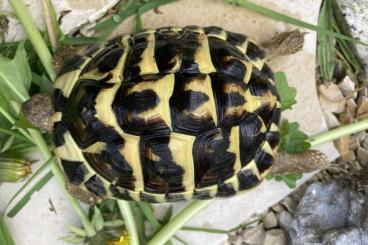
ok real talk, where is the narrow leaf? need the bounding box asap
[92,207,104,231]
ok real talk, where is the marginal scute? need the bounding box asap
[53,26,281,202]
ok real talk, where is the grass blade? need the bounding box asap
[225,0,368,46]
[317,0,335,83]
[7,170,53,218]
[138,202,161,229]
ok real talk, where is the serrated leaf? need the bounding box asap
[275,72,297,111]
[276,173,303,188]
[67,225,87,237]
[59,234,85,244]
[92,207,104,231]
[280,120,311,153]
[104,220,124,227]
[0,42,31,102]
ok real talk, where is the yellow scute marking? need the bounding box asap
[138,33,159,76]
[195,33,216,73]
[168,132,196,191]
[131,74,175,129]
[228,126,241,173]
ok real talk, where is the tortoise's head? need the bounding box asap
[21,93,54,132]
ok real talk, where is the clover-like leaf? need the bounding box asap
[280,120,311,153]
[275,71,297,111]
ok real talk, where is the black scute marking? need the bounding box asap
[254,148,273,173]
[121,89,159,114]
[208,37,247,81]
[237,169,260,191]
[140,134,185,194]
[110,184,133,200]
[178,31,201,74]
[165,193,186,202]
[246,41,266,60]
[85,175,107,197]
[58,55,86,76]
[266,131,280,149]
[83,43,100,57]
[155,31,181,73]
[62,79,124,149]
[53,121,68,147]
[204,26,224,35]
[113,77,170,135]
[211,74,248,127]
[193,189,212,200]
[260,63,274,80]
[216,183,236,197]
[193,128,236,188]
[82,43,124,74]
[226,31,247,47]
[273,107,281,124]
[123,33,150,81]
[53,88,68,112]
[239,113,266,166]
[60,159,88,186]
[170,74,215,135]
[84,150,135,190]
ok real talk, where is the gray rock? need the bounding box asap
[333,0,368,76]
[286,180,368,245]
[322,227,368,245]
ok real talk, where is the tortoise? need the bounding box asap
[22,26,329,203]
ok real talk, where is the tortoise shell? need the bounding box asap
[53,26,281,202]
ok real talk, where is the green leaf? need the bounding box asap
[0,42,31,102]
[317,0,335,83]
[92,207,104,231]
[280,120,311,153]
[138,202,161,230]
[7,167,54,217]
[273,173,303,188]
[1,136,14,153]
[103,220,124,227]
[274,72,297,110]
[13,113,36,129]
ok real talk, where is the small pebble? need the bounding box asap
[277,211,293,231]
[281,197,297,213]
[263,211,278,229]
[241,224,266,245]
[357,147,368,166]
[263,229,287,245]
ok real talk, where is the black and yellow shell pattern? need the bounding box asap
[53,26,281,202]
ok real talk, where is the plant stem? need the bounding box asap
[27,129,96,237]
[9,0,56,80]
[309,118,368,147]
[41,0,58,52]
[147,200,212,245]
[118,201,139,245]
[0,106,33,142]
[0,210,15,245]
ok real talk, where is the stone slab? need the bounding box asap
[0,0,339,244]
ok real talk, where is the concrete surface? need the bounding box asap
[0,0,339,244]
